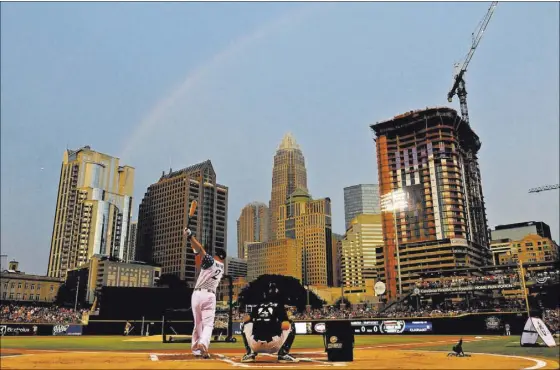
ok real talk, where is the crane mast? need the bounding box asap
[448,2,498,125]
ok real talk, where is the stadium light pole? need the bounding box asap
[381,189,408,298]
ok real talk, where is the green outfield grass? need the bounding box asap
[1,335,558,361]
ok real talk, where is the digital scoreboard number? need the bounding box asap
[350,320,433,334]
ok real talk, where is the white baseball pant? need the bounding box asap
[243,322,291,354]
[191,290,216,354]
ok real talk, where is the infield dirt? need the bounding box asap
[1,345,558,369]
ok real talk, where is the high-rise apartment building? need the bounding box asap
[226,257,248,279]
[277,189,333,287]
[247,239,303,282]
[491,221,552,241]
[126,221,138,262]
[343,184,381,230]
[341,214,383,289]
[371,107,490,300]
[269,133,308,241]
[136,160,228,285]
[237,202,269,259]
[47,146,134,279]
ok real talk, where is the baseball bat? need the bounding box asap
[186,199,198,231]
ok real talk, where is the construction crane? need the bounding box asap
[528,184,560,193]
[447,1,498,125]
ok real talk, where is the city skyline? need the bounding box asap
[1,2,558,275]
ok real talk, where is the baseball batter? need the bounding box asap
[184,227,226,359]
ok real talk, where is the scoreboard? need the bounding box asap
[233,319,434,336]
[350,320,433,334]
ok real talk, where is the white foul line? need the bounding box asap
[409,350,549,370]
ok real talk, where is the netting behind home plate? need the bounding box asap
[162,276,236,343]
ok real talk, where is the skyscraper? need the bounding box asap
[47,146,134,279]
[136,160,228,285]
[277,189,333,287]
[343,184,381,230]
[269,133,308,241]
[247,239,303,283]
[237,202,269,259]
[341,214,383,289]
[126,221,138,262]
[371,107,490,300]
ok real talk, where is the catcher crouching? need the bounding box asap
[241,282,298,363]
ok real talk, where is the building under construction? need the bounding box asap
[371,107,491,300]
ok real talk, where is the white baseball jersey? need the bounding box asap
[194,253,224,292]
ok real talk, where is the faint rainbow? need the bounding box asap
[119,5,323,162]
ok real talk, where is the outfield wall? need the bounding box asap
[0,323,83,336]
[0,312,530,337]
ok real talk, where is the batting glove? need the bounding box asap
[184,228,193,239]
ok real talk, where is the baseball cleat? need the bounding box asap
[278,354,299,363]
[241,354,257,363]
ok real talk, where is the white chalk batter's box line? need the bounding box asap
[148,353,348,368]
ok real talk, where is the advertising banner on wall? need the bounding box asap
[0,324,39,336]
[232,322,242,335]
[419,283,517,294]
[52,324,83,336]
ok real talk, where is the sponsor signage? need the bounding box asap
[327,335,342,349]
[485,316,501,331]
[349,320,432,334]
[0,324,38,336]
[419,283,517,294]
[52,324,83,336]
[314,323,326,334]
[232,322,242,335]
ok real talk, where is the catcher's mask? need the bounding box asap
[263,282,280,301]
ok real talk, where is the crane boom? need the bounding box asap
[528,184,560,193]
[447,2,498,125]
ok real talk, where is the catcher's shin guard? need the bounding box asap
[278,323,296,356]
[242,325,252,354]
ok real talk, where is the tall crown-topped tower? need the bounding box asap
[269,133,308,240]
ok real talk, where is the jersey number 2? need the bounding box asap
[211,269,222,280]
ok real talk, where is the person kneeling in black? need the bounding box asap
[452,338,465,356]
[241,283,297,363]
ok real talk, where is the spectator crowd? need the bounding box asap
[233,299,529,321]
[543,309,560,333]
[0,304,85,324]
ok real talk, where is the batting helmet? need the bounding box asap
[215,248,227,260]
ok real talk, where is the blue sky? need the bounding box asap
[1,2,558,275]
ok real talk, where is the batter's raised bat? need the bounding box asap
[187,200,198,230]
